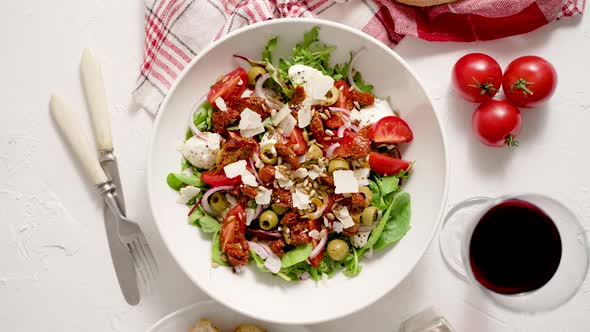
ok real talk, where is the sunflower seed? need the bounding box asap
[326,213,335,220]
[323,136,332,141]
[325,129,334,136]
[293,144,300,151]
[320,113,328,120]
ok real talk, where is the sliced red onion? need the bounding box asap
[366,246,374,258]
[248,241,281,273]
[358,223,377,233]
[246,229,282,240]
[254,73,284,110]
[349,124,360,132]
[299,271,311,280]
[254,73,270,97]
[337,123,351,138]
[309,229,328,260]
[233,265,243,274]
[254,203,265,220]
[348,48,367,91]
[247,158,262,184]
[201,185,233,216]
[325,143,340,159]
[329,107,351,116]
[297,153,307,164]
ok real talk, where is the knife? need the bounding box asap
[80,48,141,305]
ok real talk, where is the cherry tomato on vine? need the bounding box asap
[472,100,522,148]
[452,53,503,103]
[502,56,557,108]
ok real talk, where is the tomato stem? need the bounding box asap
[468,77,498,96]
[510,78,534,96]
[505,135,519,148]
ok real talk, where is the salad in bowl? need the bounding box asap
[167,27,414,281]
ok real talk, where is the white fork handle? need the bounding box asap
[50,95,109,185]
[80,48,113,151]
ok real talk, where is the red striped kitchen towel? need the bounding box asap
[133,0,585,114]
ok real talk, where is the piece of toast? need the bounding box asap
[395,0,458,7]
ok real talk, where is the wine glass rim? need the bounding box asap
[463,192,590,312]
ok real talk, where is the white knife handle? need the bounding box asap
[80,48,113,151]
[50,95,109,185]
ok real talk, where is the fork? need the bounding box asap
[50,95,158,298]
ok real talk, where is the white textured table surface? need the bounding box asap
[2,1,590,331]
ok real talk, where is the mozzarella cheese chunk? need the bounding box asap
[333,170,360,194]
[239,108,265,138]
[350,98,395,128]
[214,97,227,111]
[292,189,311,210]
[333,205,355,228]
[176,186,200,204]
[288,64,334,101]
[255,186,272,205]
[353,168,371,186]
[308,230,321,240]
[351,231,371,248]
[182,133,222,169]
[223,160,258,186]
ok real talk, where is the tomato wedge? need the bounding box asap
[288,127,307,155]
[333,130,354,157]
[324,112,346,129]
[368,152,411,176]
[220,203,246,250]
[369,116,413,143]
[207,68,249,109]
[200,169,241,187]
[307,220,323,268]
[333,80,353,110]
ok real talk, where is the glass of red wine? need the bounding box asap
[439,193,589,312]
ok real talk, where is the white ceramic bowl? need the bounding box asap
[148,18,448,325]
[148,300,310,332]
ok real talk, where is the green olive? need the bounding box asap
[271,204,289,216]
[359,187,373,206]
[306,144,323,162]
[321,86,340,106]
[327,239,349,261]
[209,192,230,213]
[260,143,277,165]
[259,210,279,230]
[248,66,267,85]
[328,158,350,175]
[361,206,379,226]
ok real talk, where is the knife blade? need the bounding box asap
[81,48,141,305]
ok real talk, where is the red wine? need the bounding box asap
[469,199,562,295]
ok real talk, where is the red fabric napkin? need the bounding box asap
[133,0,585,114]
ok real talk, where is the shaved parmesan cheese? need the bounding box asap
[176,186,200,204]
[223,160,258,186]
[293,168,308,179]
[245,208,256,226]
[292,189,311,210]
[255,187,272,205]
[297,99,312,128]
[225,194,238,207]
[333,205,355,228]
[353,168,371,186]
[333,170,359,194]
[307,165,323,180]
[239,108,265,138]
[333,221,344,233]
[237,79,244,86]
[241,89,253,98]
[215,97,227,111]
[278,114,297,136]
[272,105,291,125]
[240,127,265,138]
[275,171,294,189]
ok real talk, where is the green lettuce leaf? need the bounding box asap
[261,37,278,63]
[166,172,205,190]
[374,192,411,250]
[281,243,312,268]
[352,72,374,93]
[211,231,229,266]
[193,101,214,131]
